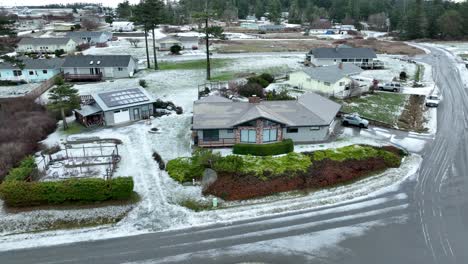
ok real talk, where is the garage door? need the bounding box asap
[113,109,130,124]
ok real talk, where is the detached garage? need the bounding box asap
[75,87,156,127]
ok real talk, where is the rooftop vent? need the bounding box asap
[89,61,94,65]
[97,61,101,65]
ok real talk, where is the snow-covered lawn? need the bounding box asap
[356,55,418,83]
[0,52,433,251]
[0,83,39,98]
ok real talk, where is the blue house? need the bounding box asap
[0,58,64,83]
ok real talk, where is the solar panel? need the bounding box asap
[98,88,150,108]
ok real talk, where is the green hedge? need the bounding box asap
[4,156,37,182]
[233,139,294,156]
[0,177,134,207]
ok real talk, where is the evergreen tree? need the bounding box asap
[48,77,80,130]
[268,0,282,24]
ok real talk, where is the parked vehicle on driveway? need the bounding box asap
[426,95,441,107]
[378,82,402,92]
[342,114,369,128]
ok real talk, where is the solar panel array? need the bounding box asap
[98,88,149,108]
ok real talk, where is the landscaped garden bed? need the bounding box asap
[166,145,406,201]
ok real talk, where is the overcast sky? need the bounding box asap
[2,0,140,8]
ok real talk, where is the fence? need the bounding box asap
[25,73,63,100]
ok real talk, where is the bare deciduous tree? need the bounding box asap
[81,19,99,31]
[127,38,141,48]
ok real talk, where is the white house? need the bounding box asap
[65,31,112,45]
[288,64,363,98]
[61,55,138,81]
[16,38,77,54]
[111,21,135,32]
[157,36,199,51]
[307,46,379,68]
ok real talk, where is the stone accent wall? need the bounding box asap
[256,119,264,144]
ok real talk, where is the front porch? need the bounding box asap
[64,73,103,82]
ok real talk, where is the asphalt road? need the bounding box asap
[1,45,467,264]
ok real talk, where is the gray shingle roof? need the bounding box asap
[65,31,106,38]
[18,37,73,46]
[0,58,64,70]
[311,47,377,59]
[302,64,363,83]
[62,55,134,68]
[192,93,341,129]
[75,104,102,117]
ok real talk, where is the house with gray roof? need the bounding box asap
[192,93,341,147]
[75,87,156,127]
[288,64,363,98]
[0,58,64,83]
[61,55,138,81]
[16,37,77,54]
[65,31,112,45]
[307,46,383,69]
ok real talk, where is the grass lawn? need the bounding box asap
[159,59,232,71]
[339,92,409,126]
[62,121,84,135]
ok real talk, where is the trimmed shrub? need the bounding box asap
[233,139,294,156]
[212,155,244,173]
[4,156,36,182]
[166,158,204,183]
[247,76,270,88]
[0,177,134,207]
[139,79,148,88]
[259,73,274,83]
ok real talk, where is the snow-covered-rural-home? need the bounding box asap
[157,36,199,51]
[111,21,135,32]
[0,58,64,83]
[65,31,112,45]
[192,93,341,147]
[288,64,363,98]
[75,87,156,127]
[61,55,138,81]
[307,46,379,68]
[16,38,77,54]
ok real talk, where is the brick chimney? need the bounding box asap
[248,95,261,104]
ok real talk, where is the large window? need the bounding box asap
[241,130,256,143]
[203,130,219,141]
[263,129,278,143]
[13,70,22,76]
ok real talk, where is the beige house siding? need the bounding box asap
[288,71,351,98]
[16,40,77,54]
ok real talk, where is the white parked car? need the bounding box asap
[426,95,441,107]
[342,114,369,128]
[378,82,402,92]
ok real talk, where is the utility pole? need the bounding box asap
[205,0,211,80]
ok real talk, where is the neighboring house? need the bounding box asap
[61,55,138,81]
[307,46,382,69]
[192,93,341,147]
[74,87,156,127]
[0,58,64,83]
[288,64,363,98]
[16,16,45,30]
[258,24,285,31]
[53,22,76,32]
[16,38,77,54]
[240,22,259,30]
[65,31,112,45]
[111,21,135,32]
[157,36,199,51]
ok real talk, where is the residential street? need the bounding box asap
[0,45,466,264]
